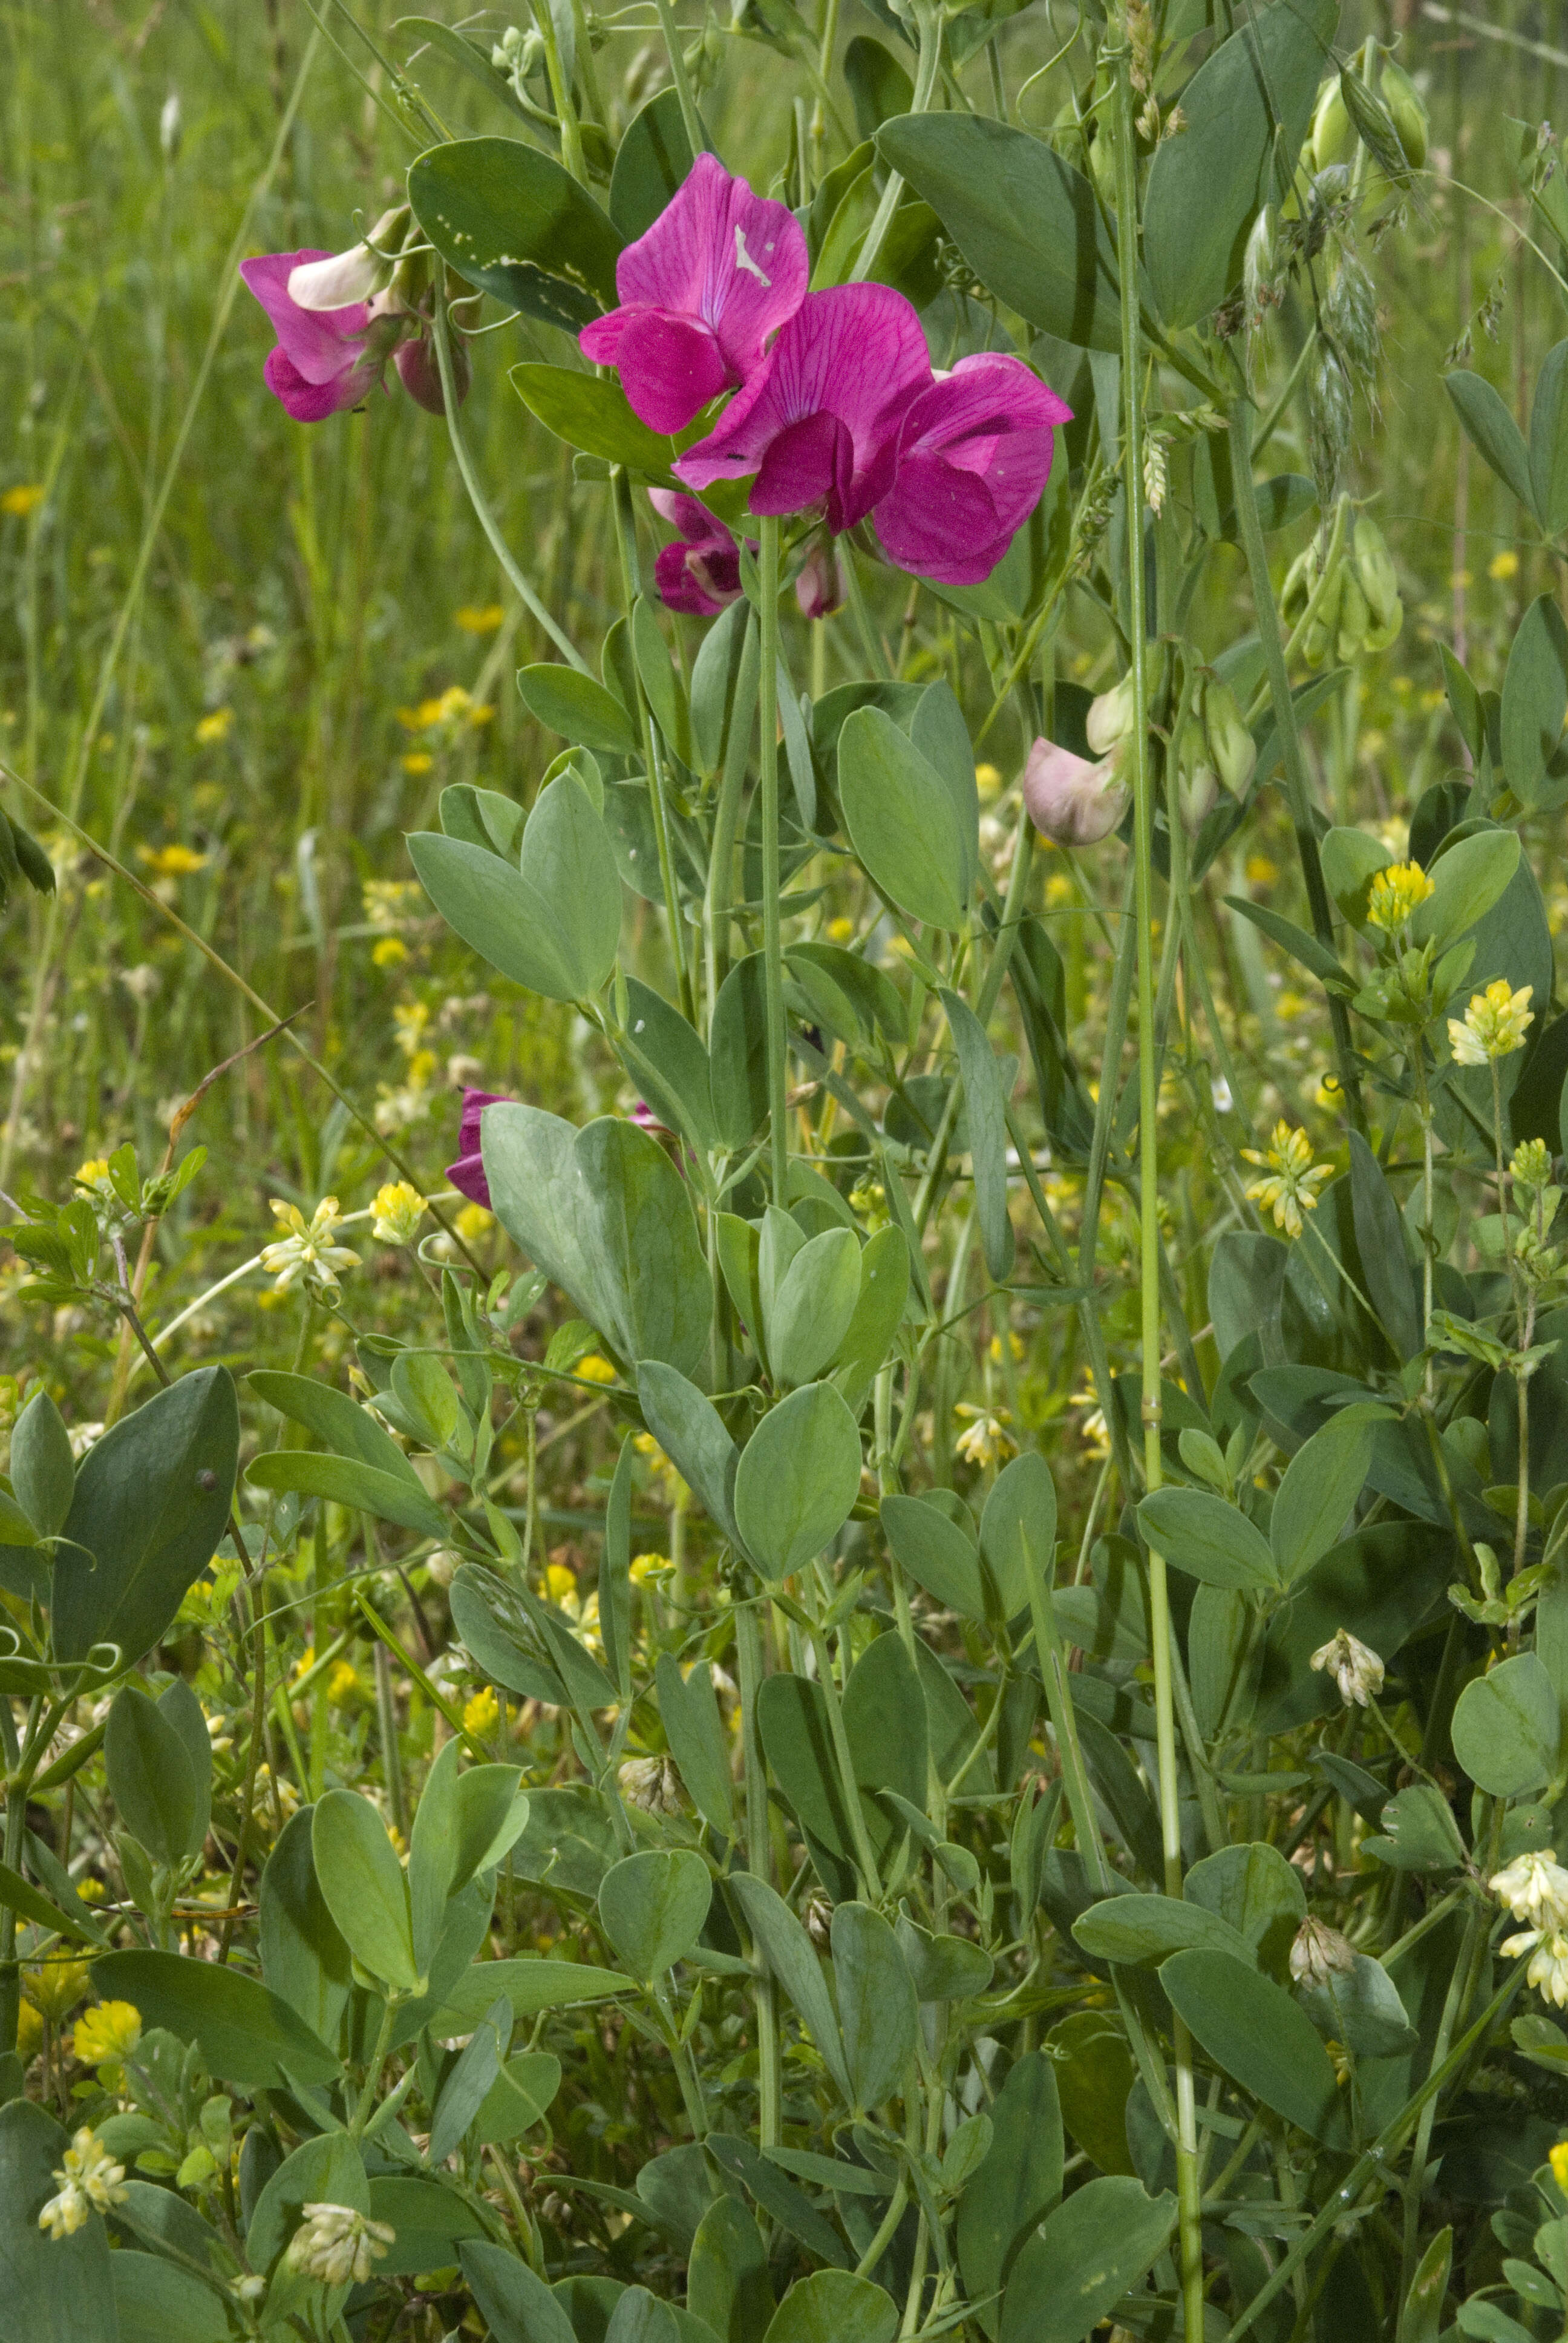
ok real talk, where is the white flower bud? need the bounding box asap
[1308,1627,1384,1708]
[1085,675,1137,756]
[1290,1916,1356,1987]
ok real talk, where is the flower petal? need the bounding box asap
[875,353,1068,585]
[677,284,930,529]
[612,152,807,379]
[263,346,378,422]
[241,251,370,385]
[609,308,732,433]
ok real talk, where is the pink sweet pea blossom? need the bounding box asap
[446,1087,514,1210]
[676,283,931,533]
[240,250,386,423]
[1021,738,1129,847]
[648,489,745,615]
[580,154,808,436]
[874,355,1071,586]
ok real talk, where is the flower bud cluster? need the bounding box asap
[1494,1854,1568,2011]
[285,2202,396,2287]
[1283,516,1402,667]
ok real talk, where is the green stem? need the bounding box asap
[806,1620,882,1896]
[1229,1956,1525,2343]
[349,1993,400,2137]
[758,516,789,1201]
[612,469,696,1021]
[652,0,708,162]
[529,0,586,182]
[1226,395,1365,1130]
[430,294,587,675]
[705,608,760,1014]
[1112,44,1204,2333]
[735,1599,782,2148]
[850,0,941,283]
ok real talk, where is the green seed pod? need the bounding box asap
[1380,59,1428,171]
[1304,565,1342,669]
[1353,517,1400,631]
[1281,545,1316,626]
[1197,674,1257,799]
[1310,77,1352,172]
[1178,756,1218,835]
[1336,571,1370,664]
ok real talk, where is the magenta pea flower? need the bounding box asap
[579,154,808,437]
[676,284,932,533]
[873,355,1072,586]
[648,490,745,615]
[446,1087,514,1210]
[239,250,388,423]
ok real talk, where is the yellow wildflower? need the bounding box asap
[136,842,208,876]
[370,1179,425,1245]
[260,1196,361,1298]
[2,483,45,517]
[26,1956,92,2024]
[328,1660,362,1706]
[463,1685,500,1738]
[17,2001,44,2060]
[575,1353,616,1384]
[194,708,233,746]
[953,1405,1017,1470]
[1366,860,1434,935]
[74,1156,111,1187]
[1552,2140,1568,2194]
[1246,854,1279,888]
[454,1202,494,1242]
[629,1553,671,1587]
[975,761,1003,798]
[545,1562,578,1604]
[456,603,505,633]
[401,750,434,774]
[1243,1121,1332,1239]
[72,2001,142,2081]
[372,937,408,967]
[38,2128,128,2238]
[826,916,854,943]
[1449,980,1534,1067]
[1489,550,1520,582]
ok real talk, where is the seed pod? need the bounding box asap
[1353,516,1400,631]
[1281,544,1316,627]
[1310,77,1352,172]
[1380,59,1428,170]
[1177,756,1218,834]
[1197,673,1256,798]
[1335,569,1370,664]
[1303,563,1342,668]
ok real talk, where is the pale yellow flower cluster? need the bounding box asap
[1366,859,1433,935]
[284,2201,396,2286]
[38,2128,128,2240]
[260,1196,361,1297]
[1494,1854,1568,2010]
[1243,1122,1332,1240]
[1449,980,1534,1067]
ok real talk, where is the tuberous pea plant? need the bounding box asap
[16,5,1568,2343]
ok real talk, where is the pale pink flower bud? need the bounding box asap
[1022,738,1129,847]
